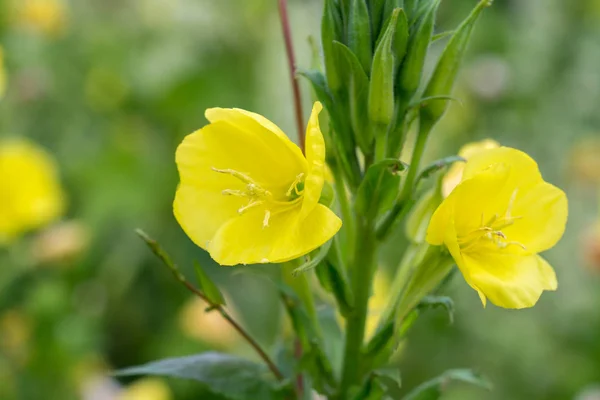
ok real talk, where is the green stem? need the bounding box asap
[283,261,321,337]
[332,164,355,261]
[339,216,378,397]
[376,120,432,240]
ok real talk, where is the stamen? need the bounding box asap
[286,173,305,197]
[212,167,254,184]
[222,189,248,196]
[238,200,264,214]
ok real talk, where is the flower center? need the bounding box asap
[212,168,305,228]
[458,189,527,252]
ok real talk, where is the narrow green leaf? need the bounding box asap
[292,239,334,275]
[421,0,492,124]
[355,158,408,217]
[348,0,373,75]
[368,9,399,125]
[352,374,387,400]
[403,369,492,400]
[397,0,439,97]
[193,261,225,306]
[115,352,288,400]
[297,69,335,112]
[416,155,465,187]
[333,41,372,151]
[322,0,344,91]
[315,259,354,317]
[417,295,455,324]
[375,369,402,398]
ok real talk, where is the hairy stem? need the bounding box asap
[136,230,284,382]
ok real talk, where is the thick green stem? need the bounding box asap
[339,216,378,397]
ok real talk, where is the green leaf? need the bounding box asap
[315,258,354,317]
[298,69,335,112]
[369,9,399,125]
[397,0,439,97]
[417,295,454,324]
[369,0,387,41]
[292,239,334,275]
[393,9,409,65]
[322,0,344,91]
[352,374,387,400]
[193,261,225,306]
[403,369,492,400]
[333,41,372,152]
[421,0,492,124]
[115,352,287,400]
[355,158,408,217]
[348,0,373,75]
[375,368,402,398]
[416,155,465,187]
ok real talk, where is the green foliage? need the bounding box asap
[403,369,492,400]
[194,261,226,306]
[115,352,289,400]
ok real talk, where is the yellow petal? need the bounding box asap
[427,162,512,244]
[462,147,542,190]
[460,252,557,309]
[173,183,247,250]
[208,204,342,266]
[205,107,307,174]
[176,119,305,192]
[503,181,568,253]
[442,139,500,197]
[300,102,325,219]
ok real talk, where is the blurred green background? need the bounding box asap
[1,0,600,399]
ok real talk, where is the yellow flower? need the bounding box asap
[174,102,342,266]
[426,147,568,309]
[442,139,499,197]
[118,378,172,400]
[15,0,68,37]
[0,139,65,245]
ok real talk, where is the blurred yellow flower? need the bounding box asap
[118,378,172,400]
[0,139,65,245]
[427,147,568,309]
[15,0,68,37]
[442,139,499,197]
[178,297,238,348]
[0,47,6,100]
[174,102,342,266]
[366,271,390,340]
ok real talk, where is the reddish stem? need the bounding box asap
[278,0,306,153]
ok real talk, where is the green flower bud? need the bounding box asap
[421,0,492,125]
[397,0,439,98]
[348,0,373,75]
[368,9,400,126]
[322,0,344,91]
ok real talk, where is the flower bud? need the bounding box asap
[368,9,400,126]
[397,0,439,98]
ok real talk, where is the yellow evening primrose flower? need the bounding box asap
[0,139,65,245]
[174,102,342,266]
[442,139,499,197]
[426,147,568,309]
